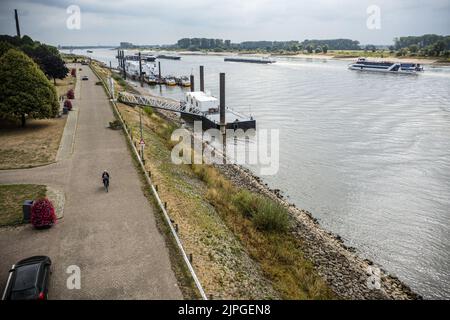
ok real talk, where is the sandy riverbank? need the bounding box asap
[170,50,440,65]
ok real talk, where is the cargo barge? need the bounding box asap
[224,57,275,64]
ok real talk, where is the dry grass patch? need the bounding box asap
[54,75,76,97]
[0,184,47,227]
[0,117,67,169]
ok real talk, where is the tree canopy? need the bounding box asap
[0,34,68,82]
[0,49,59,127]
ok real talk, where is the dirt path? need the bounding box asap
[0,65,182,299]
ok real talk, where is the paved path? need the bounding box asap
[0,65,183,299]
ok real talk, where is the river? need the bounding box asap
[63,48,450,299]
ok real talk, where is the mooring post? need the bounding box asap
[138,52,143,87]
[14,9,21,38]
[219,73,226,134]
[158,61,161,80]
[190,74,195,92]
[219,73,227,160]
[200,65,204,92]
[122,50,127,80]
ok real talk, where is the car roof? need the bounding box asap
[12,263,40,291]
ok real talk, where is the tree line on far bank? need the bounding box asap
[174,34,450,58]
[0,35,68,127]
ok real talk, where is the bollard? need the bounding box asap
[148,170,151,177]
[175,224,179,233]
[189,253,193,263]
[155,185,158,192]
[209,294,213,300]
[164,202,167,209]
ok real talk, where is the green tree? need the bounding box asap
[23,44,68,84]
[0,41,14,57]
[433,40,446,56]
[408,44,419,53]
[0,49,59,127]
[322,44,328,54]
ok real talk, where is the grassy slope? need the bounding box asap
[118,103,335,299]
[0,184,47,227]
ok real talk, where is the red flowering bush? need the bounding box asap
[71,68,76,77]
[67,89,74,99]
[31,198,56,228]
[64,99,72,111]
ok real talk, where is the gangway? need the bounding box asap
[118,92,202,116]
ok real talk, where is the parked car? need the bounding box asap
[2,256,52,300]
[82,75,89,80]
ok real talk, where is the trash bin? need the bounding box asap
[23,200,34,223]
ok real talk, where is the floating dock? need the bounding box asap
[117,67,255,131]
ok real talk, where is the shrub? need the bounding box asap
[232,189,260,217]
[67,89,74,99]
[232,189,290,233]
[31,198,56,228]
[143,106,153,116]
[252,197,290,233]
[109,119,122,129]
[64,99,72,111]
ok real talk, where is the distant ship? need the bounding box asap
[224,57,275,64]
[157,54,181,60]
[348,58,424,74]
[86,50,93,53]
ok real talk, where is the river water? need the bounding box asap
[64,49,450,299]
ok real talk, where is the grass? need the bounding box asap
[54,74,76,98]
[191,164,335,299]
[117,102,278,299]
[96,61,335,299]
[0,117,67,169]
[0,184,47,227]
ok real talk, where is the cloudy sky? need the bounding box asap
[0,0,449,46]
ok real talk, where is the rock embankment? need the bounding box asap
[217,164,421,300]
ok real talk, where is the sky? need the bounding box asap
[0,0,449,46]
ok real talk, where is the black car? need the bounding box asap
[2,256,51,300]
